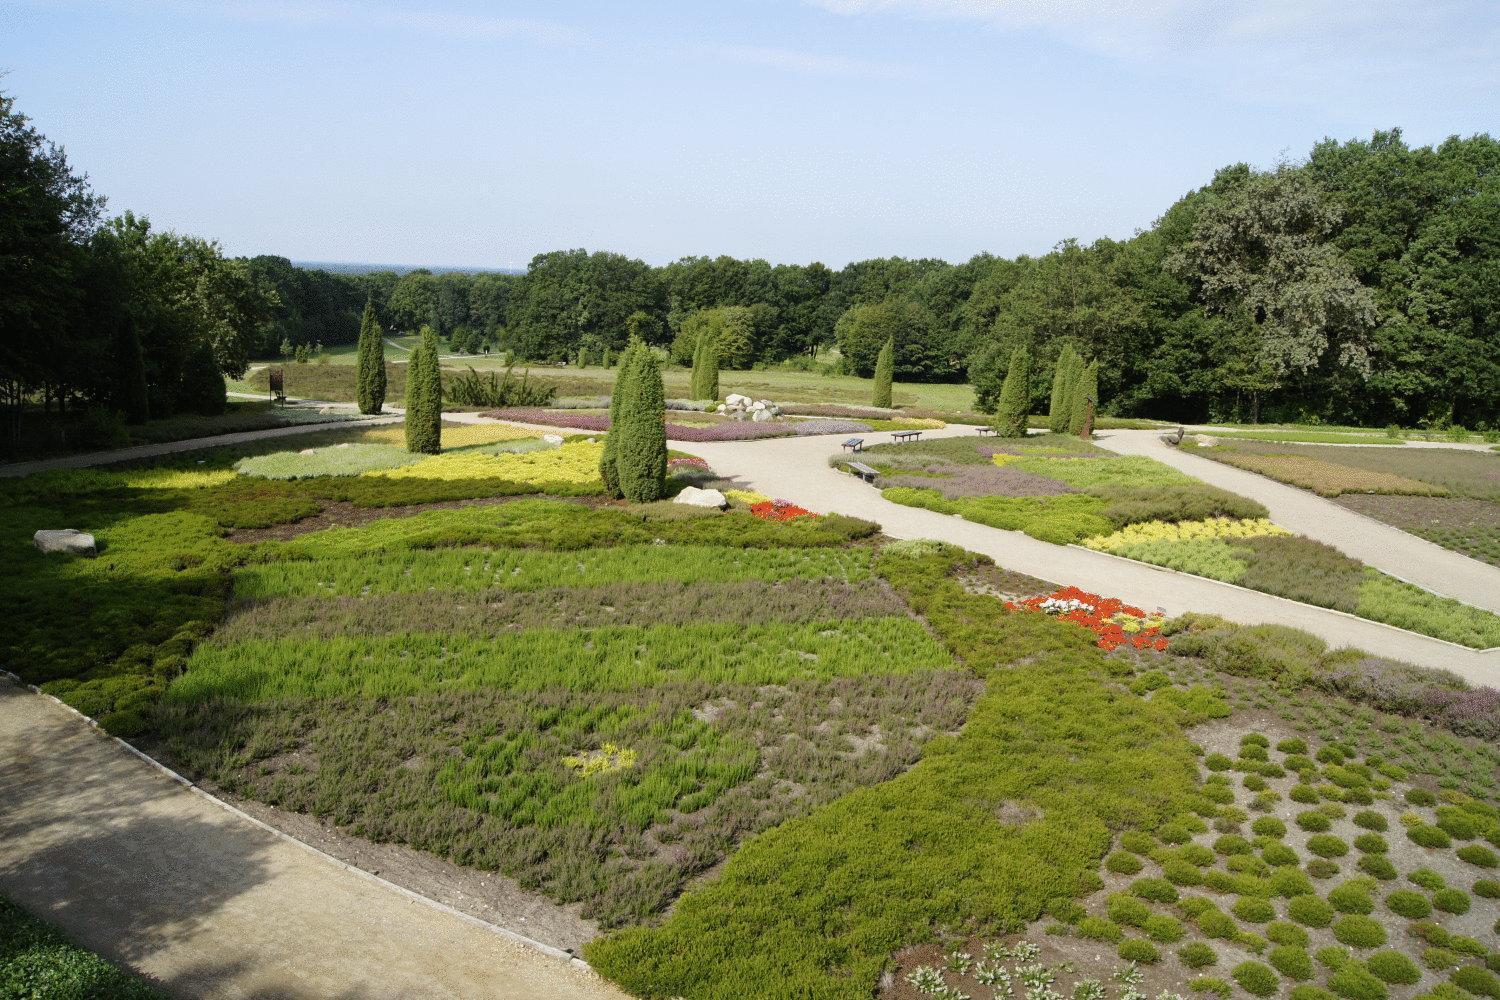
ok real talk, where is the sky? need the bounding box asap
[5,0,1499,269]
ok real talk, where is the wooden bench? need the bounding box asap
[841,437,865,453]
[1159,426,1186,446]
[891,430,922,444]
[977,426,997,436]
[847,462,880,484]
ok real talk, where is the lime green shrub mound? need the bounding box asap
[234,443,420,479]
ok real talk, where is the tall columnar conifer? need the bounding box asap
[404,325,442,454]
[615,340,667,502]
[1048,345,1077,433]
[872,336,894,408]
[690,335,705,399]
[355,299,387,414]
[602,346,612,369]
[1069,359,1099,437]
[995,344,1032,437]
[600,339,640,496]
[700,332,719,401]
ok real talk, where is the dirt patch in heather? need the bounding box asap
[227,494,606,542]
[1334,494,1500,567]
[885,464,1074,498]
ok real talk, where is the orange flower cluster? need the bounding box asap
[1006,585,1169,653]
[749,499,815,522]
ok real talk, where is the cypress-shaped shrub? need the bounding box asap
[403,325,442,454]
[690,336,705,399]
[995,344,1031,437]
[872,336,894,408]
[1069,359,1099,437]
[616,339,667,502]
[700,333,719,401]
[356,298,387,414]
[600,339,639,497]
[602,346,612,369]
[1047,344,1077,433]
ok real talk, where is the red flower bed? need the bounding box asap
[668,456,709,469]
[749,499,815,522]
[1006,585,1169,652]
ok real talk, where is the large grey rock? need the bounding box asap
[751,408,774,422]
[725,393,751,407]
[34,529,96,557]
[672,487,727,509]
[542,433,564,446]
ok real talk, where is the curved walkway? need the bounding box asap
[676,428,1500,686]
[0,679,627,1000]
[1094,429,1500,615]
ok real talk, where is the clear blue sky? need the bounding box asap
[6,1,1498,269]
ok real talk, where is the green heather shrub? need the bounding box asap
[1288,894,1335,927]
[1319,946,1353,969]
[1407,788,1438,807]
[1232,897,1275,923]
[1457,844,1499,868]
[1353,811,1388,832]
[1204,752,1233,771]
[1047,897,1086,924]
[1386,889,1432,918]
[1267,920,1309,946]
[1120,830,1157,854]
[1178,896,1215,918]
[1327,961,1389,1000]
[1197,909,1239,940]
[1078,916,1123,943]
[1163,859,1202,885]
[1353,833,1388,854]
[1243,774,1268,793]
[1107,851,1143,875]
[1177,843,1215,867]
[1410,824,1454,849]
[1291,784,1321,804]
[1270,870,1314,897]
[1329,880,1376,914]
[1475,879,1500,898]
[1252,817,1287,838]
[1108,893,1152,927]
[1298,810,1333,832]
[1432,888,1470,914]
[1358,856,1397,881]
[1189,976,1232,998]
[1262,842,1300,867]
[1214,834,1253,856]
[1423,946,1462,971]
[1309,835,1350,858]
[1365,951,1421,986]
[1290,988,1337,1000]
[1277,737,1309,754]
[1231,960,1280,997]
[1180,941,1218,969]
[1270,945,1315,980]
[1452,967,1500,999]
[1228,854,1271,877]
[1241,732,1270,748]
[1332,915,1386,949]
[1144,914,1185,943]
[1131,877,1178,903]
[1307,859,1341,878]
[1118,938,1160,964]
[1409,868,1446,891]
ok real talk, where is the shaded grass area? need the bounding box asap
[214,578,908,641]
[585,545,1227,997]
[0,895,163,1000]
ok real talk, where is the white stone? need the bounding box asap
[725,393,751,407]
[34,529,96,557]
[749,400,767,411]
[1193,434,1219,447]
[751,408,773,422]
[542,433,564,446]
[672,486,727,509]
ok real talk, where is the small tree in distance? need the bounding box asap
[995,344,1031,437]
[1069,359,1099,437]
[872,335,894,408]
[404,325,442,454]
[355,298,387,414]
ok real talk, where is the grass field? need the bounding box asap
[0,895,163,999]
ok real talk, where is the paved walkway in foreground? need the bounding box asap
[678,428,1500,684]
[0,680,628,1000]
[1095,429,1500,615]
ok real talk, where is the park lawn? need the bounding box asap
[0,895,163,999]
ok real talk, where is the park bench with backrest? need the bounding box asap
[842,437,864,452]
[890,430,922,444]
[977,426,997,436]
[1160,426,1186,446]
[847,461,879,483]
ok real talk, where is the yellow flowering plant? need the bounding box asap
[368,440,602,486]
[1083,517,1287,552]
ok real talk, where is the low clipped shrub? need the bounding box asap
[1475,879,1500,898]
[1228,854,1271,877]
[1309,834,1350,858]
[1232,897,1276,923]
[1270,945,1315,980]
[1457,844,1499,868]
[1214,834,1253,856]
[1452,967,1500,999]
[1232,960,1280,997]
[1432,887,1470,914]
[1407,788,1438,806]
[1409,868,1446,891]
[1435,805,1483,840]
[1131,877,1179,903]
[1078,916,1123,942]
[1332,914,1386,949]
[1318,946,1353,969]
[1179,843,1216,867]
[1243,774,1268,792]
[1180,941,1218,969]
[1120,830,1157,854]
[1267,920,1309,946]
[1118,938,1160,964]
[1163,860,1203,886]
[1423,946,1462,971]
[1288,894,1335,927]
[1107,851,1144,874]
[1327,961,1390,1000]
[1261,842,1299,867]
[1408,824,1452,849]
[1291,784,1321,804]
[1197,909,1239,940]
[1329,881,1375,914]
[1190,976,1232,998]
[1386,889,1432,918]
[1353,833,1388,854]
[1276,737,1308,754]
[1252,816,1287,838]
[1365,951,1420,986]
[1289,988,1337,1000]
[1357,856,1397,880]
[1307,858,1340,878]
[1353,811,1388,832]
[1144,913,1186,943]
[1108,892,1152,927]
[1297,811,1333,832]
[1270,870,1315,897]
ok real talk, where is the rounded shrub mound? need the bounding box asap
[1408,824,1452,849]
[1451,966,1500,999]
[1107,851,1143,875]
[1118,938,1160,964]
[1406,788,1437,807]
[1144,914,1185,943]
[1266,920,1309,947]
[1270,945,1315,981]
[1131,877,1178,903]
[1475,878,1500,899]
[1307,858,1341,879]
[1409,868,1445,891]
[1327,961,1389,1000]
[1120,830,1157,854]
[1214,834,1253,856]
[1357,856,1397,880]
[1078,916,1123,942]
[1288,988,1337,1000]
[1288,894,1335,928]
[1232,960,1280,998]
[1232,897,1276,924]
[1365,951,1420,986]
[1353,833,1388,854]
[1309,834,1351,858]
[1107,892,1151,927]
[1252,816,1287,838]
[1263,842,1300,867]
[1329,881,1375,914]
[1457,844,1499,868]
[1432,887,1470,914]
[1276,737,1308,754]
[1385,889,1432,919]
[1180,941,1217,969]
[1332,914,1387,949]
[1298,811,1333,832]
[1352,810,1388,832]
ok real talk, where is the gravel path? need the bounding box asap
[0,679,629,1000]
[1095,428,1500,614]
[676,428,1500,684]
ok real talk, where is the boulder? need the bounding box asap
[725,393,751,407]
[34,529,96,557]
[749,400,767,412]
[751,408,774,422]
[542,433,565,446]
[672,486,727,509]
[1193,434,1218,447]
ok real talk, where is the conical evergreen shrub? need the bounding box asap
[1048,345,1077,433]
[615,341,667,502]
[872,336,894,408]
[404,326,442,454]
[355,299,386,414]
[1069,359,1099,437]
[600,339,640,497]
[700,333,719,401]
[995,344,1031,437]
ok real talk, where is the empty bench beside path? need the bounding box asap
[890,430,923,444]
[847,461,880,484]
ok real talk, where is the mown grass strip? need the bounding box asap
[215,578,908,641]
[0,895,163,999]
[171,618,954,702]
[234,543,874,599]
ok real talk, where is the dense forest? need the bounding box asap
[3,85,1497,439]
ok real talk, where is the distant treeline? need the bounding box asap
[4,77,1497,430]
